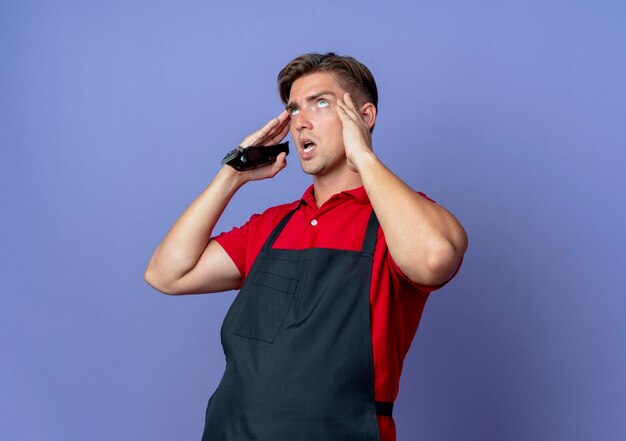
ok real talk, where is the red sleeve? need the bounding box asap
[212,214,260,279]
[211,201,299,286]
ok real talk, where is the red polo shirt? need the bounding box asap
[213,185,458,441]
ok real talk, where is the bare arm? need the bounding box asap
[352,154,467,286]
[144,111,291,295]
[338,93,468,286]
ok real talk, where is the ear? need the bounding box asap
[359,102,377,130]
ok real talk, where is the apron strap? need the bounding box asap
[361,209,380,256]
[261,204,300,251]
[375,401,394,416]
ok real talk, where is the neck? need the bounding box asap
[312,170,363,208]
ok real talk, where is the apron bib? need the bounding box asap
[202,206,387,440]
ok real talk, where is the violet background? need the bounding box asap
[1,1,625,440]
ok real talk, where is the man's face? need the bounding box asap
[286,72,349,177]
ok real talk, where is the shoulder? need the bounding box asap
[212,197,301,279]
[247,199,301,231]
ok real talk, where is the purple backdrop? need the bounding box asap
[2,1,625,440]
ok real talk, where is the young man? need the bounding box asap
[145,53,467,441]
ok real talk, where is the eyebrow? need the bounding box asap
[286,91,337,111]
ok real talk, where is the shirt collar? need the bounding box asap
[300,184,370,207]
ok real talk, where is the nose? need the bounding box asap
[293,108,312,131]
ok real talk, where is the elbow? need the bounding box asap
[402,236,467,286]
[425,235,468,285]
[144,266,181,296]
[425,245,462,284]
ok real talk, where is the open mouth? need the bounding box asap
[302,141,316,153]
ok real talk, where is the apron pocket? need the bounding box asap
[232,271,298,344]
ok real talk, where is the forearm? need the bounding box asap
[354,152,468,285]
[144,110,290,294]
[144,166,245,288]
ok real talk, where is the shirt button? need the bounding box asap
[310,219,318,226]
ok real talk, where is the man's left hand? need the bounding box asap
[337,92,375,173]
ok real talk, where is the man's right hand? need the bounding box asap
[225,110,291,182]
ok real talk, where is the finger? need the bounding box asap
[337,100,361,125]
[344,92,358,108]
[274,151,287,169]
[339,93,362,120]
[267,118,291,145]
[255,110,291,145]
[242,114,284,146]
[337,96,357,117]
[267,152,287,178]
[337,101,361,128]
[336,101,350,122]
[269,110,290,132]
[265,113,291,143]
[276,109,290,124]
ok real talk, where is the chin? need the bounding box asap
[298,158,322,175]
[300,164,324,176]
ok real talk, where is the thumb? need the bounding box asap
[267,152,287,177]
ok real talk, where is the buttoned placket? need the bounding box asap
[297,191,359,247]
